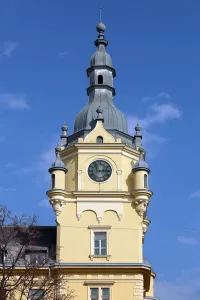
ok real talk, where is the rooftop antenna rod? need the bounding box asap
[100,7,102,22]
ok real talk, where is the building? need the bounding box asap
[0,19,159,300]
[46,20,158,300]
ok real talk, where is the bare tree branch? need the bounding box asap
[0,206,75,300]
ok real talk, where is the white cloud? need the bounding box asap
[0,94,29,110]
[3,42,19,58]
[189,190,200,199]
[127,102,181,132]
[58,50,68,57]
[177,236,198,245]
[38,199,50,208]
[143,131,168,145]
[141,92,172,102]
[156,269,200,300]
[127,93,181,151]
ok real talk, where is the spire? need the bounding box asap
[72,19,134,148]
[60,122,68,145]
[133,124,142,149]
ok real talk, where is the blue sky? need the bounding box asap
[0,0,200,299]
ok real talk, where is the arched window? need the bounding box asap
[97,136,103,144]
[144,174,148,189]
[52,174,55,189]
[98,75,103,84]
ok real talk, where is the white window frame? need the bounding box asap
[85,284,114,300]
[88,226,111,259]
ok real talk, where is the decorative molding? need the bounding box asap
[132,189,152,217]
[134,199,149,217]
[88,225,112,230]
[89,255,111,261]
[84,280,115,286]
[77,201,123,222]
[49,199,66,216]
[142,219,151,239]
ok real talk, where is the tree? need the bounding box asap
[0,206,75,300]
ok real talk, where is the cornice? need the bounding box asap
[73,191,131,199]
[46,189,71,198]
[86,65,116,77]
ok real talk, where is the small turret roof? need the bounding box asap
[48,146,67,173]
[133,147,150,173]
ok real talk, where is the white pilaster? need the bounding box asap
[77,170,83,191]
[117,170,122,191]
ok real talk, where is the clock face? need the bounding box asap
[88,160,112,182]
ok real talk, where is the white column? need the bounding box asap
[117,170,122,191]
[77,170,83,191]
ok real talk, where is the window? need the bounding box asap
[98,75,103,84]
[90,288,110,300]
[94,232,107,255]
[0,249,7,264]
[97,136,103,144]
[88,226,111,259]
[144,174,148,189]
[52,174,55,188]
[28,289,44,300]
[27,250,47,265]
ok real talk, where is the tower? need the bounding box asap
[47,20,158,300]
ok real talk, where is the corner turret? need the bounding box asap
[132,147,152,217]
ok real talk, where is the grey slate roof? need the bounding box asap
[90,45,112,67]
[71,21,133,147]
[74,93,128,134]
[133,147,150,172]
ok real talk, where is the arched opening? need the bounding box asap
[52,174,55,189]
[98,75,103,84]
[144,174,148,189]
[97,136,103,144]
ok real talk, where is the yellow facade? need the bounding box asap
[47,119,156,300]
[46,17,158,300]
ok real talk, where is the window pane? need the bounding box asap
[95,240,100,247]
[94,248,100,255]
[101,240,106,248]
[90,288,98,300]
[38,252,46,264]
[101,248,107,255]
[29,289,44,299]
[94,233,106,240]
[144,174,148,188]
[102,288,109,300]
[30,253,37,264]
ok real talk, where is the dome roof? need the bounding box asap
[90,49,112,67]
[74,93,128,133]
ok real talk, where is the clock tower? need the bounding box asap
[47,20,158,300]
